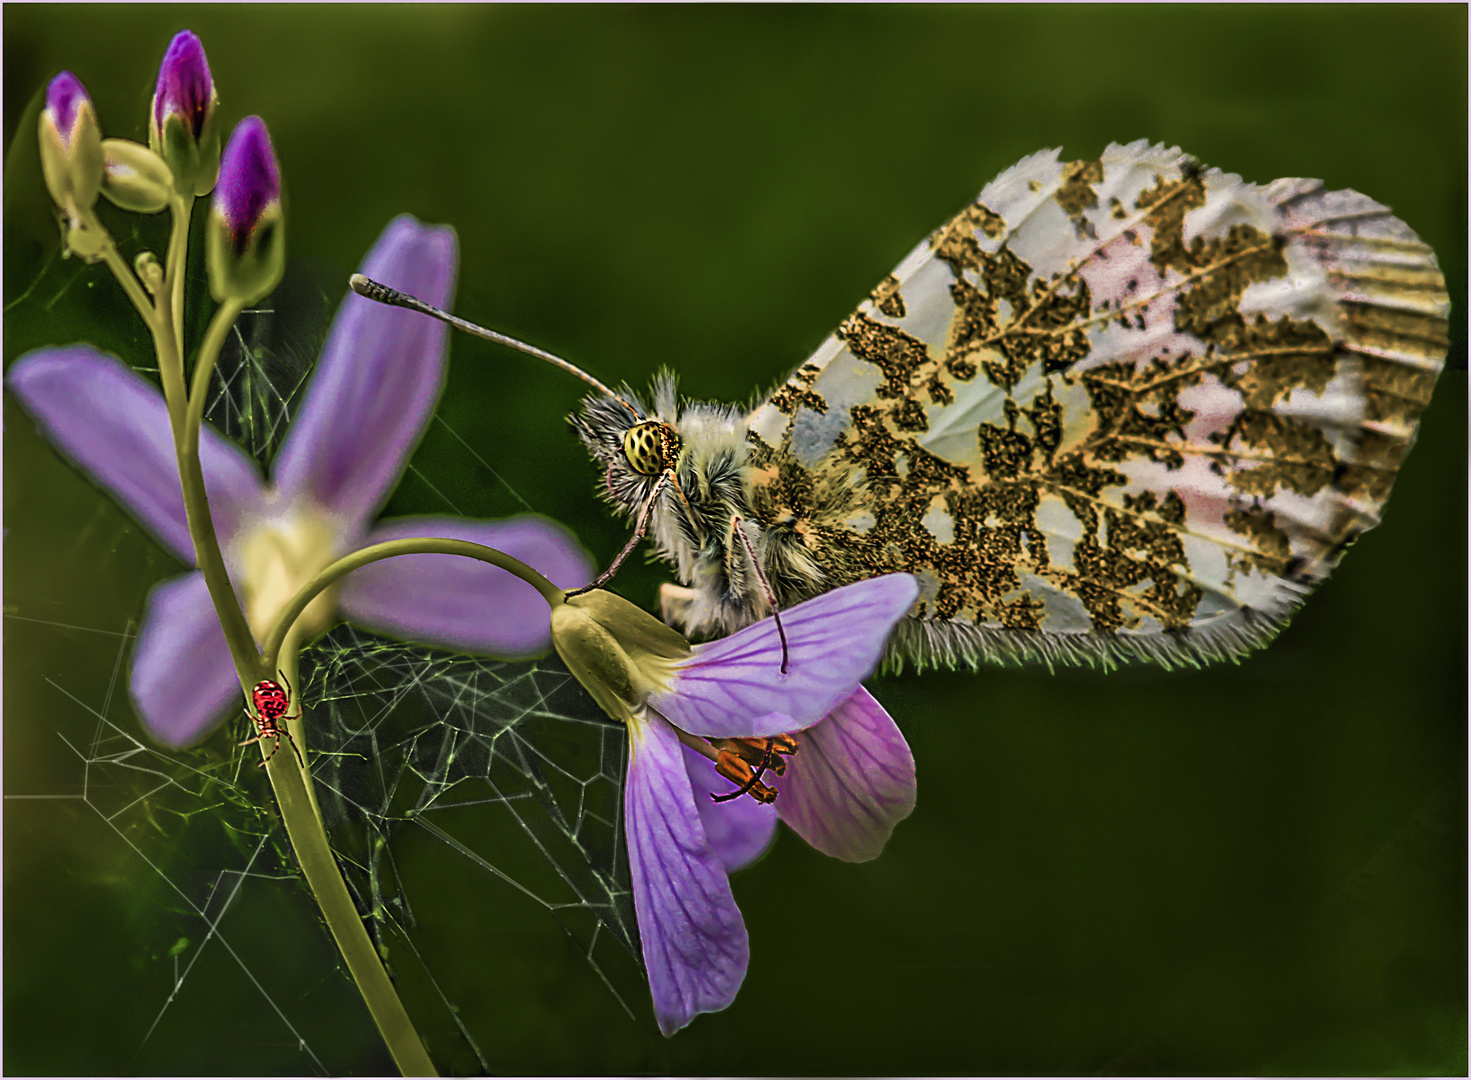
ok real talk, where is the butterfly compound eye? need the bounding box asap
[622,421,678,476]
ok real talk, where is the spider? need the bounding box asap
[241,673,305,768]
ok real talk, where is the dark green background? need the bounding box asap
[5,5,1465,1075]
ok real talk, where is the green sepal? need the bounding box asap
[154,102,220,197]
[206,201,285,304]
[549,591,689,724]
[192,106,221,197]
[38,97,103,218]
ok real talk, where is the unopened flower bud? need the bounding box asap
[134,251,165,295]
[38,72,104,227]
[206,117,284,304]
[149,30,220,196]
[100,139,173,213]
[549,591,689,723]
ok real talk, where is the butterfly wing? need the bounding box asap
[745,142,1449,670]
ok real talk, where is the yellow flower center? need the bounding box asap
[234,500,343,644]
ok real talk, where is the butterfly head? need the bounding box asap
[570,387,683,516]
[622,420,682,477]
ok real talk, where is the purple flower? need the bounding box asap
[38,71,103,222]
[8,215,594,748]
[552,575,918,1034]
[207,117,283,303]
[149,29,220,196]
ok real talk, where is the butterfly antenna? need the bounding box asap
[566,470,672,597]
[349,274,643,416]
[730,515,789,674]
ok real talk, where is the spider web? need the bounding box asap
[6,242,653,1074]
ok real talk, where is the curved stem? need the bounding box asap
[186,295,241,446]
[260,537,564,672]
[98,232,155,324]
[168,297,258,684]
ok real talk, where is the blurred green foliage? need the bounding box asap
[4,5,1465,1075]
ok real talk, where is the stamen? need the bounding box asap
[719,735,798,775]
[709,735,799,803]
[711,743,777,804]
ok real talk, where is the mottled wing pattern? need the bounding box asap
[746,141,1449,669]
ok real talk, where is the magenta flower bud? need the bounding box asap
[39,72,104,214]
[149,30,220,196]
[45,73,89,146]
[206,116,284,303]
[38,71,106,260]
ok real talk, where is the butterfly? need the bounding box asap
[354,140,1449,672]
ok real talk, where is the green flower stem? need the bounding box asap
[166,194,193,361]
[186,294,240,447]
[260,537,564,673]
[98,231,155,323]
[259,707,437,1078]
[171,296,259,684]
[271,624,331,825]
[149,217,190,461]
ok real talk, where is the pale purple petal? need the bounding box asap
[131,571,243,747]
[775,686,915,863]
[337,515,593,657]
[681,743,778,873]
[272,216,455,525]
[626,712,748,1036]
[649,574,918,738]
[8,347,264,563]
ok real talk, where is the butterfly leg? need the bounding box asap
[568,469,671,597]
[730,514,789,674]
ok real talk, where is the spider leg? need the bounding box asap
[280,729,306,770]
[256,730,282,767]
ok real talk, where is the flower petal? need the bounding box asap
[681,744,778,873]
[626,711,748,1036]
[131,571,243,747]
[8,347,264,564]
[775,686,916,863]
[337,514,593,657]
[272,215,456,525]
[648,574,919,738]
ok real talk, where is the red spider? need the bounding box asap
[241,673,304,768]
